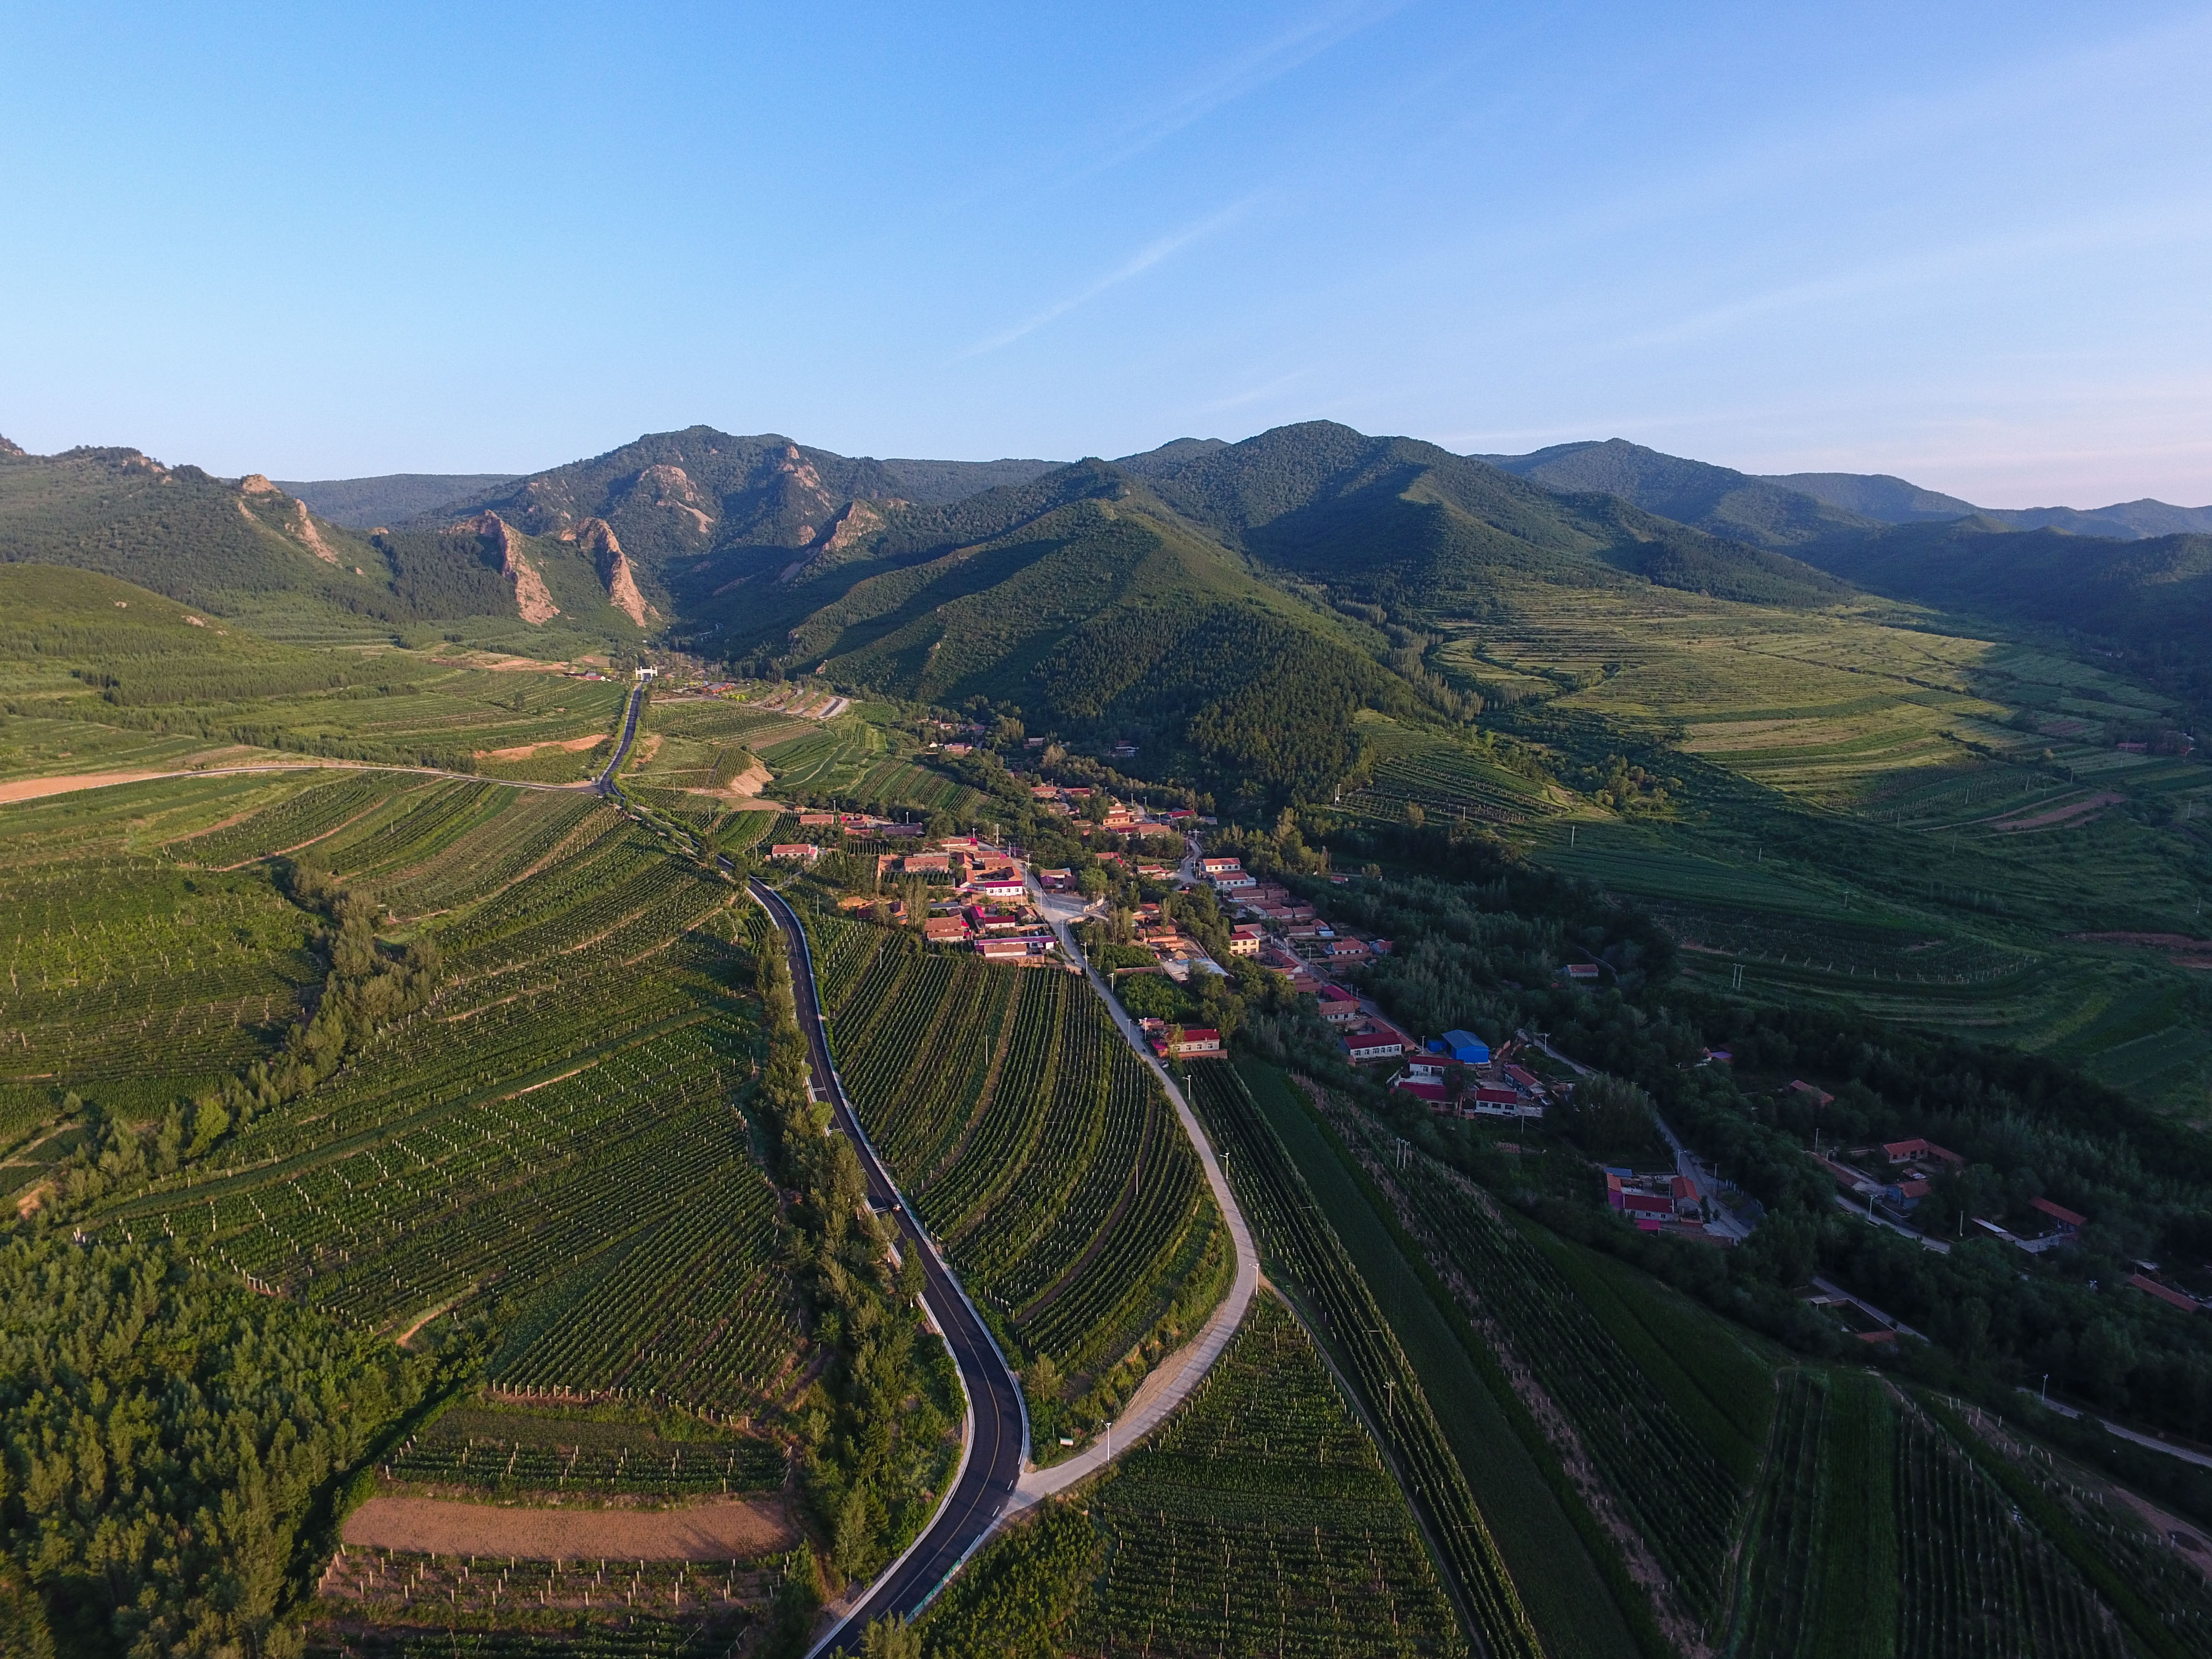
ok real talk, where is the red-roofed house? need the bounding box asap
[1395,1078,1450,1105]
[1199,855,1242,875]
[1315,985,1363,1025]
[1343,1024,1406,1063]
[770,843,823,862]
[1153,1027,1223,1060]
[2030,1197,2087,1236]
[1882,1138,1964,1166]
[2129,1274,2199,1313]
[1789,1081,1836,1110]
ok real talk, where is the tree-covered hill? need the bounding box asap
[0,445,656,649]
[1129,421,1849,611]
[1801,518,2212,657]
[1478,436,1880,551]
[278,472,522,528]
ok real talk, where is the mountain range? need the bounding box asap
[4,421,2206,792]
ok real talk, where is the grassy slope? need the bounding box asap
[0,564,635,782]
[1368,573,2212,1112]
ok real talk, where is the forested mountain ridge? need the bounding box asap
[1126,420,1851,611]
[0,444,660,646]
[278,472,523,528]
[1478,436,1883,551]
[1799,517,2212,658]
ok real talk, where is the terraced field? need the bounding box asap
[1079,1295,1467,1657]
[810,913,1222,1392]
[0,774,347,1136]
[1341,712,1563,826]
[83,782,807,1419]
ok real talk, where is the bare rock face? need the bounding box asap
[633,463,716,536]
[450,510,560,624]
[238,473,282,494]
[577,518,658,628]
[816,499,883,555]
[776,500,886,585]
[0,435,27,457]
[288,498,340,564]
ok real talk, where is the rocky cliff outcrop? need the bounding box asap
[287,498,341,564]
[451,510,559,624]
[632,463,716,536]
[577,518,659,628]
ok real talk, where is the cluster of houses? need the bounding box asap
[1818,1132,2107,1258]
[1029,784,1201,837]
[771,828,1068,966]
[1386,1031,1550,1121]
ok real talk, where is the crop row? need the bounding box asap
[378,792,609,916]
[1892,1408,2126,1659]
[386,1434,786,1495]
[320,1546,765,1623]
[1729,1371,1828,1653]
[811,912,890,1011]
[1385,1148,1743,1618]
[495,1172,802,1415]
[165,773,400,867]
[1080,1296,1463,1657]
[311,780,508,879]
[1083,1516,1463,1658]
[141,1024,719,1256]
[820,916,1210,1371]
[1184,1063,1541,1659]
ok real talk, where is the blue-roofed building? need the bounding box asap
[1437,1029,1489,1065]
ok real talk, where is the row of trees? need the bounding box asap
[54,862,444,1217]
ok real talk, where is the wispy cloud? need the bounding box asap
[1625,202,2212,352]
[932,0,1407,220]
[1190,369,1313,416]
[960,198,1258,356]
[1072,0,1410,180]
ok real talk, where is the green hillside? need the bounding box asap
[1804,519,2212,658]
[1480,437,1879,551]
[278,472,522,528]
[0,446,661,650]
[1132,422,1850,611]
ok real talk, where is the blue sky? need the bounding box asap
[4,1,2209,505]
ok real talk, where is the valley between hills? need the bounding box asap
[3,420,2212,1659]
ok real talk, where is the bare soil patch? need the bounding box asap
[0,769,177,803]
[477,734,611,761]
[1989,791,2123,832]
[343,1494,795,1561]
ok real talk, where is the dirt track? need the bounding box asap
[342,1494,796,1561]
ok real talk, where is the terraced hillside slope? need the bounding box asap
[804,910,1229,1446]
[924,1294,1469,1658]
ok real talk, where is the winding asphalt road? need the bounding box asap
[746,880,1027,1656]
[596,682,648,791]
